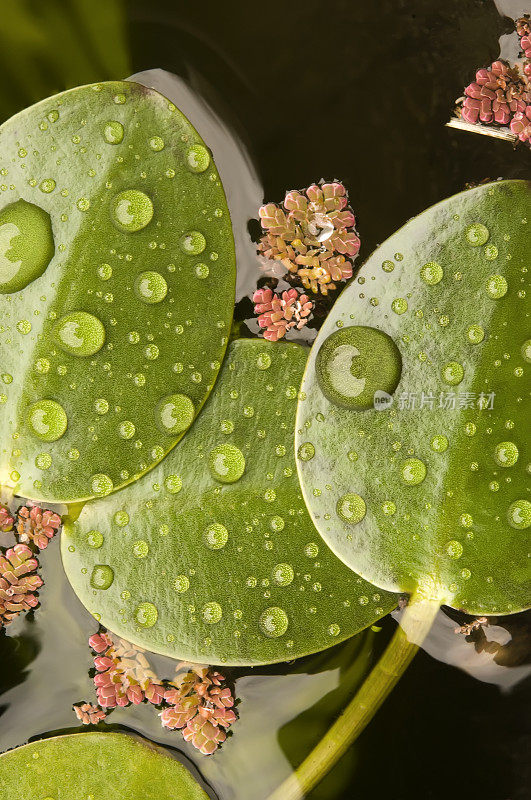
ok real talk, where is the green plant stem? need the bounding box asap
[268,593,441,800]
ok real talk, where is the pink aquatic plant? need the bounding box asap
[80,631,237,755]
[456,17,531,145]
[257,181,360,295]
[88,631,163,708]
[160,664,237,755]
[0,544,43,626]
[73,702,107,725]
[0,504,14,533]
[15,504,61,551]
[253,287,312,341]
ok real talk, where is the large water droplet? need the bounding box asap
[0,200,54,293]
[134,271,167,304]
[102,120,124,144]
[204,523,229,549]
[485,274,508,299]
[441,361,464,386]
[186,144,210,173]
[27,399,68,442]
[155,393,194,436]
[420,262,443,285]
[494,441,519,467]
[507,499,531,529]
[337,493,366,523]
[111,190,153,232]
[465,223,489,246]
[91,473,114,496]
[401,458,426,486]
[297,442,315,461]
[208,443,246,483]
[180,231,206,255]
[53,311,105,357]
[272,563,294,586]
[315,326,402,410]
[134,602,158,627]
[259,606,289,638]
[202,601,222,623]
[90,564,114,590]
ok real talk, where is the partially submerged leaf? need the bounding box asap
[0,80,235,503]
[62,339,396,665]
[0,732,208,799]
[296,180,531,614]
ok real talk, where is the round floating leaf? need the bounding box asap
[296,180,530,615]
[0,80,235,503]
[0,732,208,799]
[62,339,396,665]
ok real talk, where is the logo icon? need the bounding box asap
[373,390,394,410]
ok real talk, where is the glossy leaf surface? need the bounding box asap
[296,180,530,614]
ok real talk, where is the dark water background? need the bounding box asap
[1,1,530,799]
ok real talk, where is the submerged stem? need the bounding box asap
[267,592,441,800]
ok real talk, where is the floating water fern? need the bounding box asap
[0,80,235,504]
[268,179,531,799]
[62,338,397,665]
[0,732,208,799]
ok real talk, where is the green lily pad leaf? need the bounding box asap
[0,80,235,503]
[0,732,208,799]
[296,180,531,615]
[61,339,396,665]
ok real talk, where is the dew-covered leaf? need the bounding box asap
[0,732,208,799]
[61,339,396,665]
[296,180,530,615]
[0,80,235,503]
